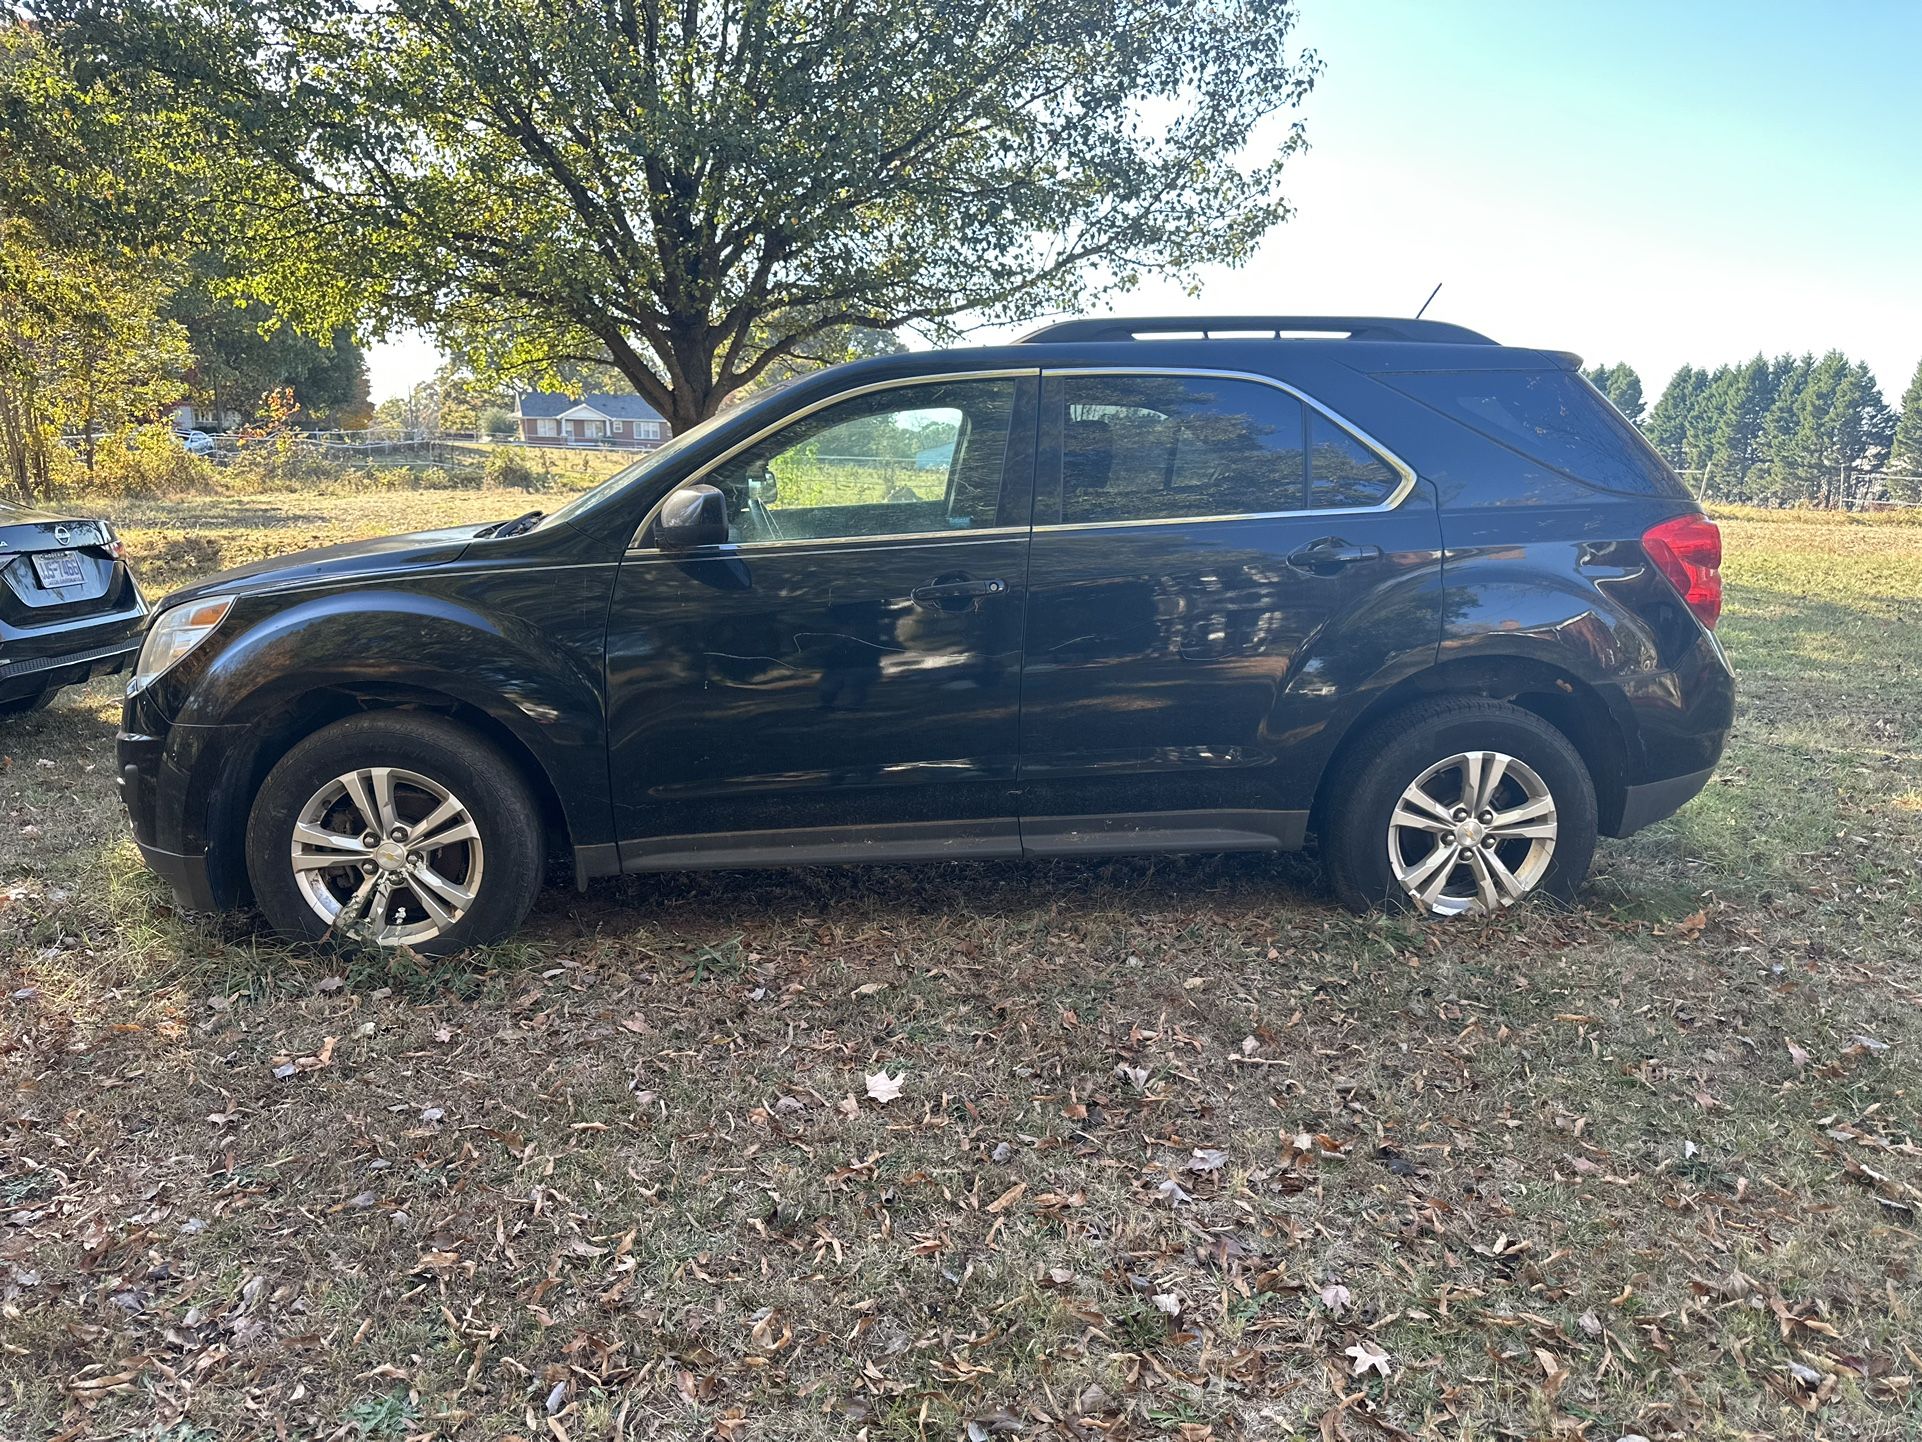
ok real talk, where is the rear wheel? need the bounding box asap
[0,689,57,718]
[246,713,544,955]
[1321,697,1597,916]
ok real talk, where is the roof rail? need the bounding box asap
[1016,315,1498,345]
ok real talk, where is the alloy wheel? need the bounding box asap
[1386,750,1558,916]
[289,766,485,946]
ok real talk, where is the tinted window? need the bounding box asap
[1054,375,1304,524]
[1309,413,1400,507]
[684,378,1016,544]
[1385,369,1688,497]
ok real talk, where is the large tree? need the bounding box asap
[1892,358,1922,502]
[1582,361,1644,423]
[30,0,1319,432]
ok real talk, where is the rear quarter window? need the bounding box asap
[1384,369,1690,499]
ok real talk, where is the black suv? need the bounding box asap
[119,317,1733,953]
[2,501,148,716]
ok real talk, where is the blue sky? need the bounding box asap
[367,0,1922,403]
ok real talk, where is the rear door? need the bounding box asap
[1017,368,1444,853]
[603,371,1039,866]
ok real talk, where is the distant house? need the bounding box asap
[514,392,672,449]
[169,402,242,433]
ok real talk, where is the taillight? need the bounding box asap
[1642,514,1722,629]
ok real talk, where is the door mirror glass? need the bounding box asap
[656,483,731,548]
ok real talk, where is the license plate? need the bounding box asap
[31,551,84,589]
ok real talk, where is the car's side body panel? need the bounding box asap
[1015,500,1446,843]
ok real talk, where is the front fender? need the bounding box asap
[152,579,614,858]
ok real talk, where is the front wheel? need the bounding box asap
[1321,697,1597,917]
[245,712,545,955]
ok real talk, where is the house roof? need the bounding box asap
[515,391,665,422]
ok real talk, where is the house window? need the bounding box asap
[536,418,559,437]
[636,422,662,440]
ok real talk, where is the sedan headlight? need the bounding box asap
[129,596,234,693]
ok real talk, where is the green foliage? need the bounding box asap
[1641,351,1902,507]
[168,277,371,429]
[1582,361,1645,422]
[0,217,193,498]
[482,446,547,492]
[30,0,1319,429]
[1892,360,1922,502]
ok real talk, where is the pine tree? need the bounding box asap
[1892,359,1922,502]
[1683,365,1732,474]
[1753,355,1813,503]
[1643,366,1704,466]
[1703,356,1774,501]
[1604,363,1645,423]
[1582,362,1646,423]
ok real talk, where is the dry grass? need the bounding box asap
[3,498,1920,1440]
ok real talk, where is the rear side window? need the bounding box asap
[1384,369,1687,497]
[1049,374,1408,525]
[1054,374,1304,524]
[1309,413,1400,508]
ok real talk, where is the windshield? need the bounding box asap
[539,406,733,528]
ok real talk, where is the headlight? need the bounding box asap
[128,596,234,693]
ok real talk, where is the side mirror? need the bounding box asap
[655,483,731,549]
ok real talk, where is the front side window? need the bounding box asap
[671,378,1017,545]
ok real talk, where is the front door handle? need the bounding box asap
[1286,537,1382,574]
[910,576,1007,611]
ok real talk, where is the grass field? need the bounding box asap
[4,495,1920,1441]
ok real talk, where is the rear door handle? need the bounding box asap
[1286,537,1382,573]
[911,576,1007,610]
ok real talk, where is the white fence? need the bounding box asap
[155,428,667,462]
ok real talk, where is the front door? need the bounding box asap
[1017,369,1444,853]
[604,372,1037,868]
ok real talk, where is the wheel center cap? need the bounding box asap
[1455,821,1486,847]
[373,840,408,872]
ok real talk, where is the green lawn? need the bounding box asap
[2,499,1919,1440]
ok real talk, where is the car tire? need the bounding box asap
[1321,697,1597,917]
[245,712,544,956]
[0,689,57,718]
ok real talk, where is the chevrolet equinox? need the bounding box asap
[118,316,1734,954]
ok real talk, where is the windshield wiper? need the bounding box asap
[478,509,543,538]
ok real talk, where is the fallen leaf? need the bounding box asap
[864,1070,904,1104]
[1344,1339,1391,1377]
[1319,1282,1352,1312]
[986,1181,1027,1214]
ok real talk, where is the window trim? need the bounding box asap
[628,368,1038,553]
[1035,367,1417,530]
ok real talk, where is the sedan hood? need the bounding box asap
[163,524,486,609]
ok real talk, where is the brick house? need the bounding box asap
[514,392,672,448]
